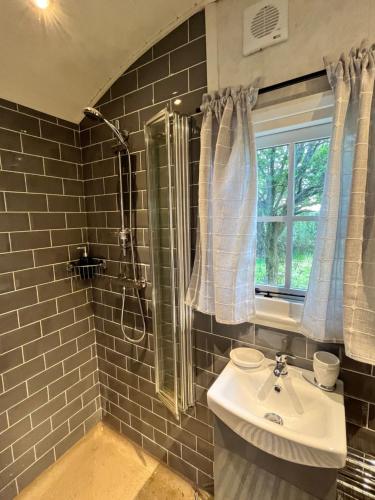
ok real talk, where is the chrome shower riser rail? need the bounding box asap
[83,106,147,345]
[118,141,146,345]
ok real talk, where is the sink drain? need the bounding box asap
[264,412,283,425]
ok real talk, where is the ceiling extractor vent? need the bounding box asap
[243,0,288,56]
[251,5,279,38]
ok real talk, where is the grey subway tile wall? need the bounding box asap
[81,10,213,491]
[0,102,100,496]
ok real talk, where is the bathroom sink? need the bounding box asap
[207,359,347,468]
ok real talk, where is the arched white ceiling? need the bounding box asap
[0,0,212,123]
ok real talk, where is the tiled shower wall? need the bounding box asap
[80,10,213,490]
[0,101,100,498]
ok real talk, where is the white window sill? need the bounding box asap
[253,296,303,333]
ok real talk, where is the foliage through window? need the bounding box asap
[255,124,331,294]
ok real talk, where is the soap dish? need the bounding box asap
[230,347,264,368]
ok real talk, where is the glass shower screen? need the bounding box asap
[145,108,194,418]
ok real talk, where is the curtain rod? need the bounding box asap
[258,69,326,95]
[195,69,327,112]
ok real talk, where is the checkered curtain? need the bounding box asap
[302,43,375,364]
[186,87,258,324]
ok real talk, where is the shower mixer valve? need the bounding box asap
[121,276,146,290]
[119,228,132,247]
[119,228,131,238]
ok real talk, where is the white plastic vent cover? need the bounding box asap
[243,0,288,56]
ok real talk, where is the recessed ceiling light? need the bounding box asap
[174,99,182,105]
[34,0,49,9]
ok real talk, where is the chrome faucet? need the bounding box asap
[273,352,296,377]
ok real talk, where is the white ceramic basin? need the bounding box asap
[207,359,347,468]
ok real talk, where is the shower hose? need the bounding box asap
[118,150,147,344]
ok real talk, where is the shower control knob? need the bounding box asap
[138,278,146,289]
[119,228,131,238]
[118,229,130,243]
[121,130,130,141]
[120,277,147,290]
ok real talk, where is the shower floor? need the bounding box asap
[16,423,201,500]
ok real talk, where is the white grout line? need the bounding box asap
[101,391,213,469]
[9,404,100,492]
[89,35,207,112]
[0,104,78,133]
[0,300,92,345]
[2,358,97,430]
[82,79,206,146]
[0,143,80,166]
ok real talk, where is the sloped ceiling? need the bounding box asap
[0,0,211,123]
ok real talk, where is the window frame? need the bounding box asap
[255,122,332,297]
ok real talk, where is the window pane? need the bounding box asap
[294,138,329,215]
[257,145,289,216]
[291,221,317,290]
[256,222,287,287]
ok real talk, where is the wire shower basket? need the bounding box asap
[67,257,106,281]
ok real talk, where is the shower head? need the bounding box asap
[83,106,128,147]
[83,107,104,122]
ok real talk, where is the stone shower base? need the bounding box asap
[16,423,206,500]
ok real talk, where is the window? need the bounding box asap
[255,123,331,295]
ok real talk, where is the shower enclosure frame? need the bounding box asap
[145,107,194,418]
